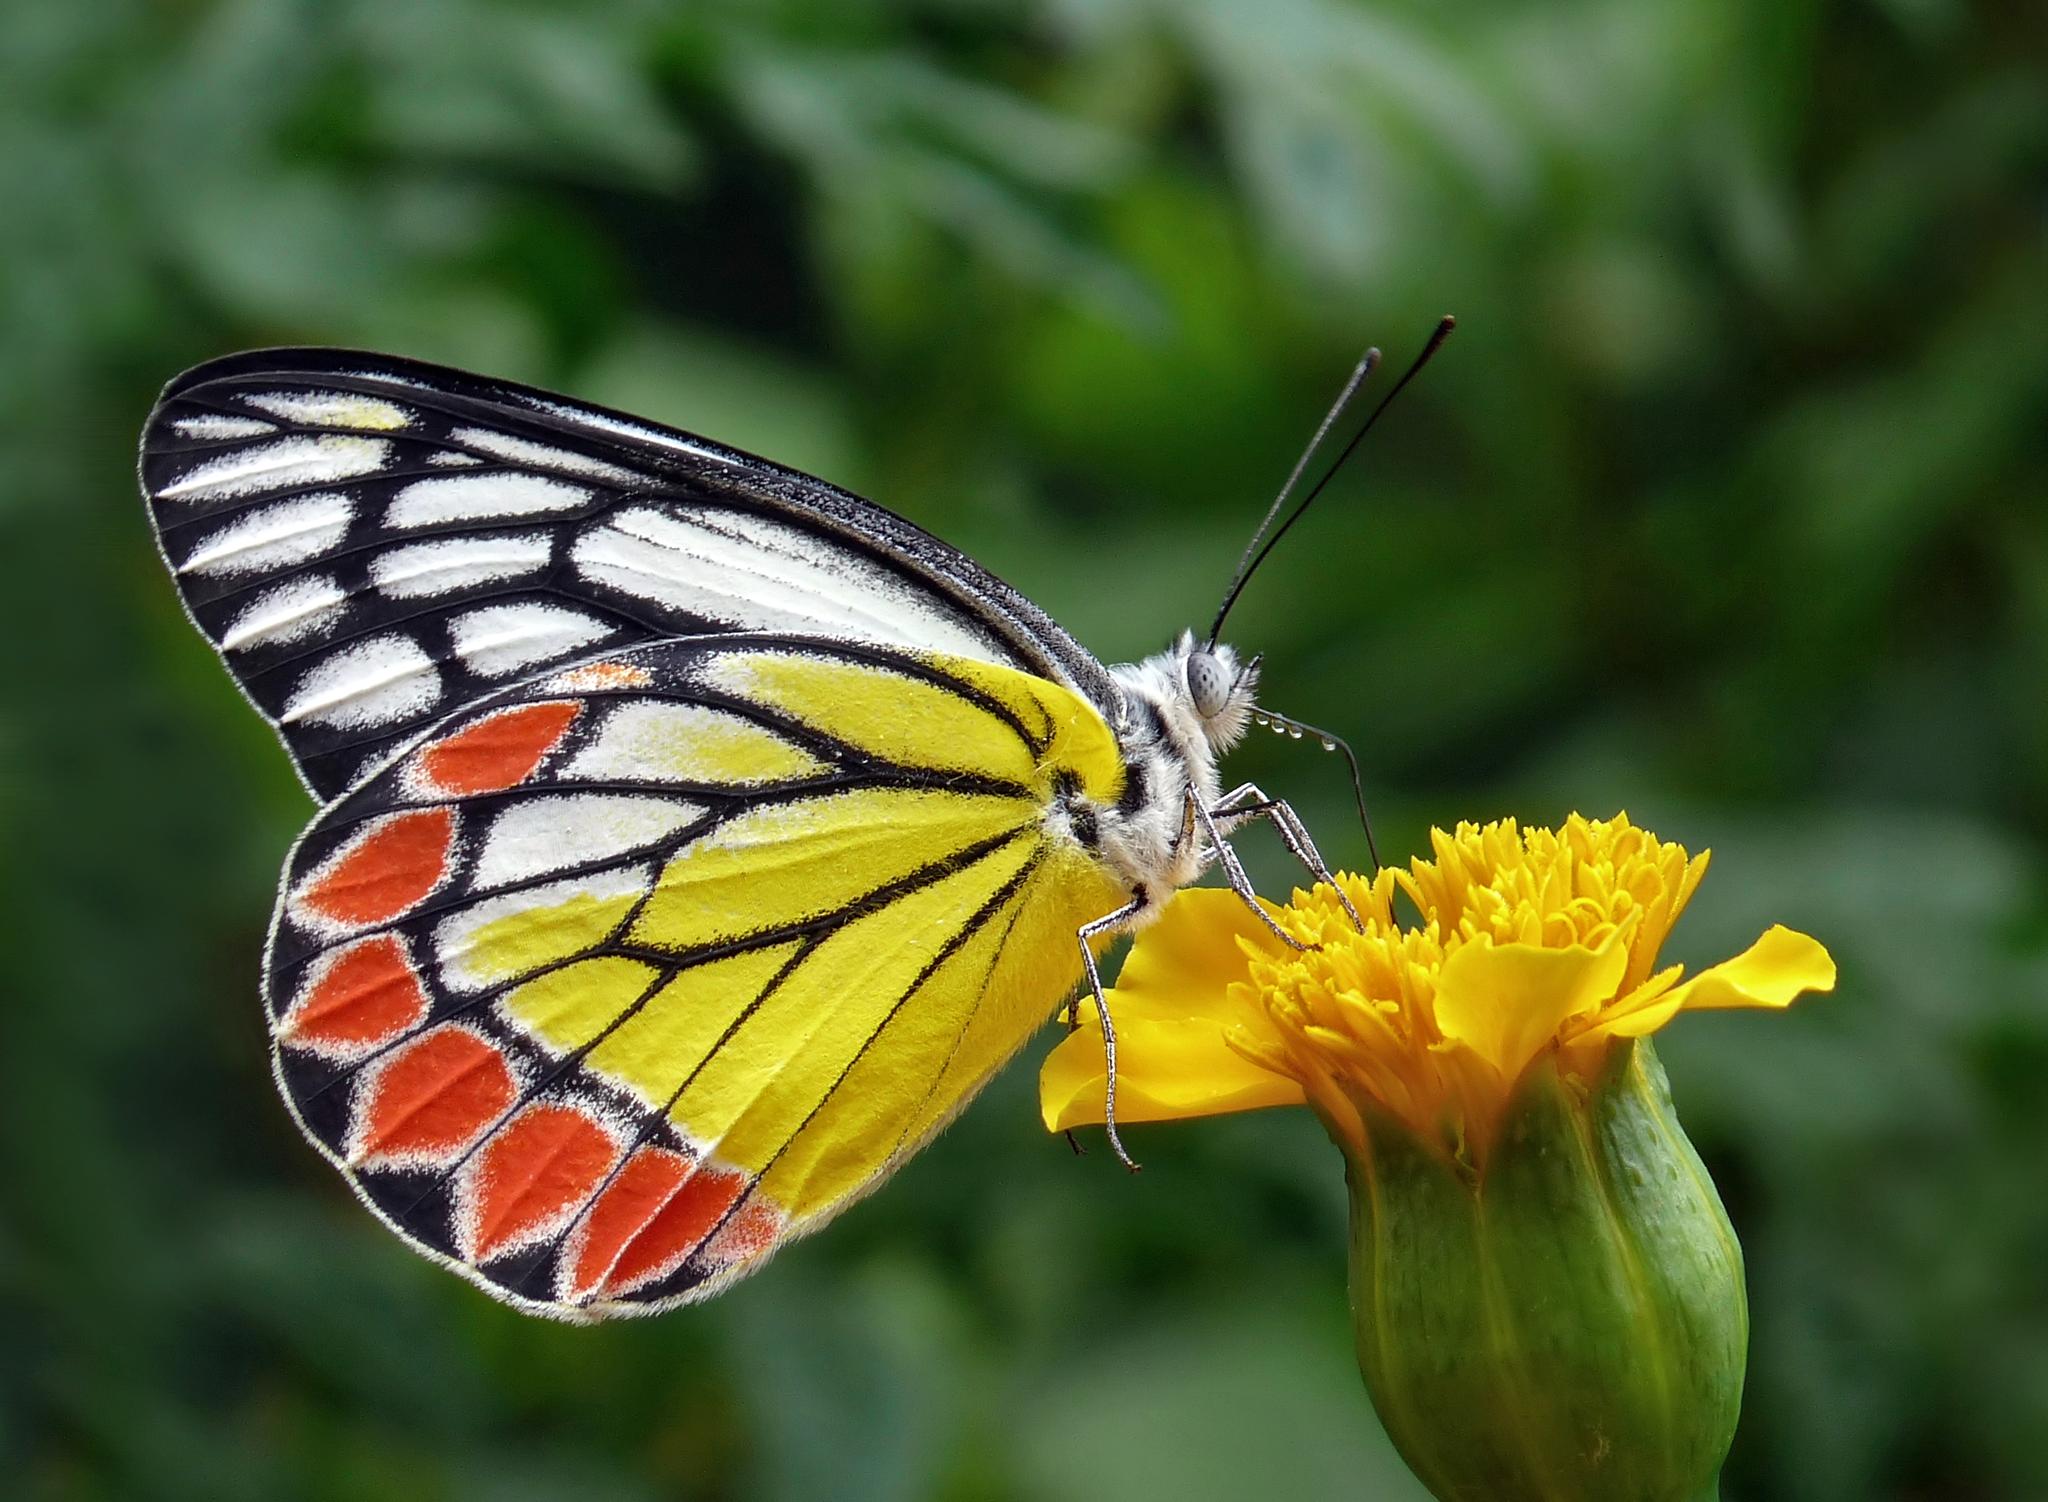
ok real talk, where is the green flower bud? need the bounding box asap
[1344,1040,1743,1502]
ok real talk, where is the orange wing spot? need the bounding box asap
[282,934,427,1052]
[548,661,652,692]
[417,701,580,796]
[705,1197,783,1271]
[299,808,455,927]
[567,1145,690,1299]
[354,1026,514,1165]
[467,1103,617,1263]
[568,1149,756,1300]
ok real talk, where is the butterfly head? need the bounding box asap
[1173,632,1260,755]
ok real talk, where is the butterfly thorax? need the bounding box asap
[1058,633,1257,921]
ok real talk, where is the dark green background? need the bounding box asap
[4,2,2044,1498]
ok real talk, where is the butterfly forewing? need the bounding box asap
[142,350,1121,799]
[263,635,1129,1318]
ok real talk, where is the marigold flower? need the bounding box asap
[1042,812,1833,1162]
[1041,813,1835,1502]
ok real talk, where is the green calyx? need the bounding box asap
[1344,1040,1744,1502]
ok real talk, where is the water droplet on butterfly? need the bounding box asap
[1288,727,1303,739]
[1319,736,1336,751]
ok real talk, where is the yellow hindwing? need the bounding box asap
[274,635,1134,1316]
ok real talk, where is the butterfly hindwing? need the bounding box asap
[141,349,1121,799]
[264,634,1130,1318]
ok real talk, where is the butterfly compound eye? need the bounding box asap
[1185,651,1232,719]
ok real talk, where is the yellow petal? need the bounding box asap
[1039,1008,1308,1130]
[1037,886,1304,1132]
[1591,924,1836,1040]
[1108,886,1293,1023]
[1431,937,1629,1086]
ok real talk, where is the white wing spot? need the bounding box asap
[241,390,415,431]
[385,472,591,529]
[339,367,434,390]
[172,414,277,439]
[448,427,646,485]
[220,575,349,651]
[280,634,441,728]
[571,505,1001,660]
[426,450,483,467]
[177,492,353,577]
[562,700,828,785]
[158,435,390,502]
[524,398,742,468]
[370,536,552,600]
[448,603,613,678]
[473,795,703,888]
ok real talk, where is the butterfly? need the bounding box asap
[139,333,1444,1320]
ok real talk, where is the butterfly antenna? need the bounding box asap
[1208,315,1456,644]
[1250,708,1382,871]
[1208,348,1379,647]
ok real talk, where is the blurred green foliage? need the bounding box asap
[2,1,2044,1498]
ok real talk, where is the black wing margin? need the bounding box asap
[140,348,1121,800]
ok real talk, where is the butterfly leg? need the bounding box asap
[1188,795,1312,951]
[1210,782,1367,932]
[1074,895,1148,1172]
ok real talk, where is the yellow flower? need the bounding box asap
[1043,813,1836,1502]
[1042,812,1834,1163]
